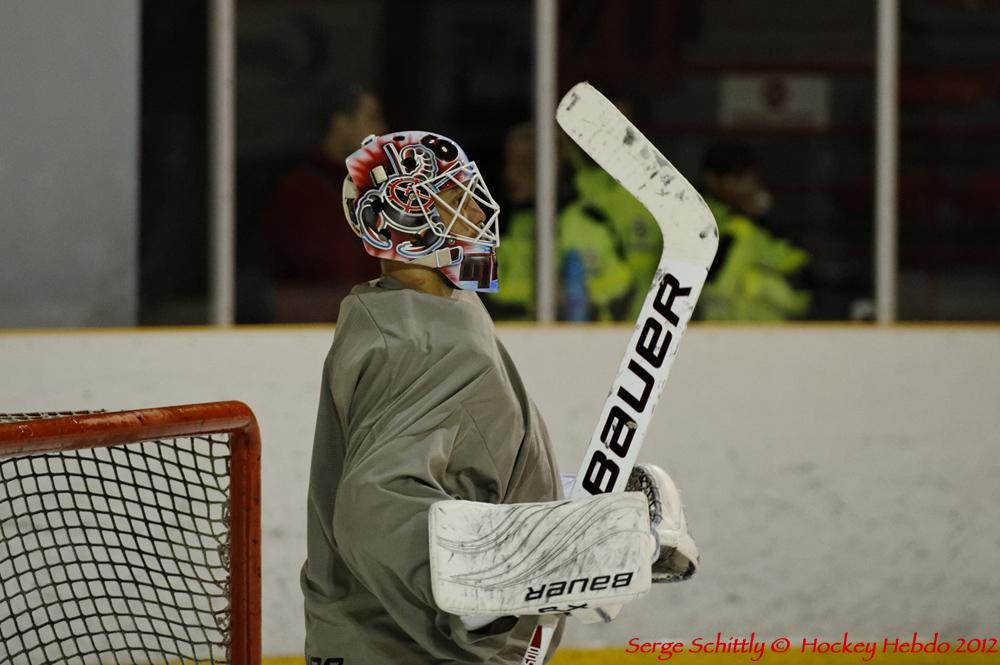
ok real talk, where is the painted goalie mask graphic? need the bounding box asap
[342,131,500,292]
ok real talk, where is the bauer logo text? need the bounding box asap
[525,572,634,602]
[580,273,691,495]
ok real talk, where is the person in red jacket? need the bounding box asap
[265,86,387,321]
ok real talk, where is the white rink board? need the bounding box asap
[1,325,998,654]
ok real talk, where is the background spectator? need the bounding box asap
[698,141,811,321]
[264,86,386,322]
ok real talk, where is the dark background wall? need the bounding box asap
[134,0,1000,324]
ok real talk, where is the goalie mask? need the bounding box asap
[342,131,500,292]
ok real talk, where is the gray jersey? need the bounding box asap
[302,275,565,664]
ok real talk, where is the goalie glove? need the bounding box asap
[570,463,700,625]
[626,463,699,583]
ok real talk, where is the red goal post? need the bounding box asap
[0,401,261,665]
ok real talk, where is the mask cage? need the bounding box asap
[415,162,501,248]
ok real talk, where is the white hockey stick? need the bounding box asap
[559,82,719,499]
[523,83,718,664]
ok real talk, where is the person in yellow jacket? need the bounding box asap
[698,141,811,321]
[566,153,660,320]
[491,183,634,322]
[488,124,543,320]
[494,133,811,323]
[489,124,642,321]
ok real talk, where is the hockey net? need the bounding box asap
[0,402,261,665]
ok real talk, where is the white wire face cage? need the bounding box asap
[413,162,501,248]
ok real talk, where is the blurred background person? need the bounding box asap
[698,140,811,321]
[556,146,637,322]
[489,122,659,323]
[559,129,666,321]
[489,122,602,322]
[491,121,632,322]
[488,122,538,320]
[264,86,386,322]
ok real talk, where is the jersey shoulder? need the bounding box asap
[342,281,497,366]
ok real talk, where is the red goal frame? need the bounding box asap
[0,401,262,665]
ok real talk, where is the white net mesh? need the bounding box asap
[0,412,234,665]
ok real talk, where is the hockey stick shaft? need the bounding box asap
[522,83,719,664]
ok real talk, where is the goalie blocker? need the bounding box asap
[429,492,655,617]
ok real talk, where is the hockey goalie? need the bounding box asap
[301,85,715,665]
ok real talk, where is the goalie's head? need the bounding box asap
[342,131,500,293]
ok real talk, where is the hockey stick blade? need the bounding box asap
[557,82,719,498]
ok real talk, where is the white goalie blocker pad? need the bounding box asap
[429,492,654,616]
